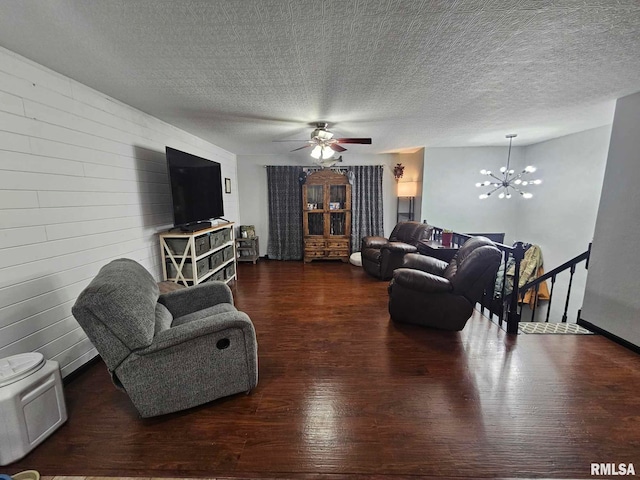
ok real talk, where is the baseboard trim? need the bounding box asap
[578,318,640,355]
[63,355,102,385]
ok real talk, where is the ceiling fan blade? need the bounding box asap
[335,138,372,144]
[330,144,347,152]
[291,145,311,152]
[273,139,311,142]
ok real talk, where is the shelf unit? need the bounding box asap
[302,170,351,263]
[236,236,259,264]
[160,222,236,286]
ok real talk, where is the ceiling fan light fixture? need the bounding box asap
[321,145,334,159]
[317,129,334,140]
[289,123,372,159]
[310,145,322,159]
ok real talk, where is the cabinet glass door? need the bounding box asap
[306,185,323,210]
[308,212,324,235]
[329,212,346,236]
[329,185,347,210]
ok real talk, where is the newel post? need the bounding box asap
[507,241,525,334]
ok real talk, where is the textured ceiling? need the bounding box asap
[0,1,638,155]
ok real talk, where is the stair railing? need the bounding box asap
[474,238,590,332]
[431,227,523,333]
[429,229,591,332]
[478,241,524,334]
[516,244,591,324]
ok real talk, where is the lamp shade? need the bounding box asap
[321,145,334,159]
[310,145,322,159]
[397,181,418,197]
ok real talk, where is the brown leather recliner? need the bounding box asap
[361,222,434,280]
[388,236,501,331]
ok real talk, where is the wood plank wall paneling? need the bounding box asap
[0,46,239,377]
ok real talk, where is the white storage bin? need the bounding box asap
[0,353,67,466]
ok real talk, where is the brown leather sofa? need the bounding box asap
[388,236,501,331]
[361,222,433,280]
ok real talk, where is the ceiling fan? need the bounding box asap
[280,123,372,160]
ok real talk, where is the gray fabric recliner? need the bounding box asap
[72,258,258,418]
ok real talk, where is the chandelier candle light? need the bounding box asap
[476,134,541,199]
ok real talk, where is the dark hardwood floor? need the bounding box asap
[9,260,640,479]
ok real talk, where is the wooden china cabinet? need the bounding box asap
[302,169,352,262]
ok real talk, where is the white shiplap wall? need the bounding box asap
[0,47,239,377]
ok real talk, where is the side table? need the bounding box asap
[417,240,459,263]
[237,236,259,264]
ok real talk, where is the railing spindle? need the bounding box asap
[562,264,577,323]
[499,250,509,326]
[530,283,540,322]
[545,275,556,323]
[507,242,525,334]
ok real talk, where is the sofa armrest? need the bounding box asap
[158,281,234,318]
[402,253,448,275]
[382,242,418,254]
[139,310,254,354]
[361,236,389,249]
[393,268,452,294]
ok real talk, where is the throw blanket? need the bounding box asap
[494,245,549,305]
[521,266,550,307]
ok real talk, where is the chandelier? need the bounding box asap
[476,134,541,199]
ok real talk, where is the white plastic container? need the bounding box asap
[0,353,67,466]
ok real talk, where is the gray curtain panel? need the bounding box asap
[349,165,384,253]
[266,166,303,260]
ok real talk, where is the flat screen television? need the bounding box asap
[166,147,224,230]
